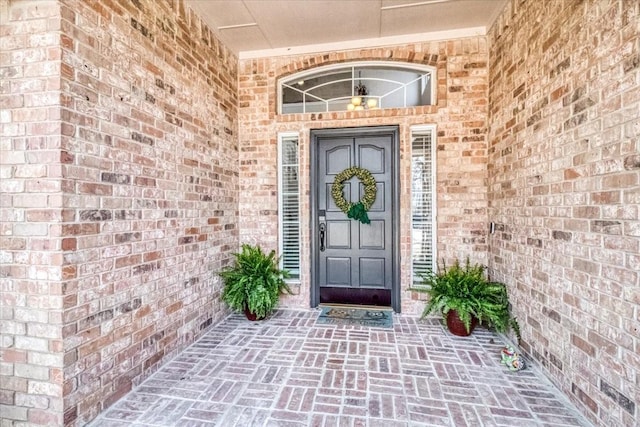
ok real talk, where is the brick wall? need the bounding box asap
[1,0,65,424]
[1,0,239,425]
[238,39,491,313]
[488,1,639,426]
[4,0,635,424]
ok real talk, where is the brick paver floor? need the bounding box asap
[90,309,591,426]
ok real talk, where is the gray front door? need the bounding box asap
[311,126,399,311]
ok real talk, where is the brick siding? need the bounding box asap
[1,0,637,425]
[1,1,65,424]
[488,1,639,426]
[1,0,238,425]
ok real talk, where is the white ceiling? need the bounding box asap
[186,0,506,58]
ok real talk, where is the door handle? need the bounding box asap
[319,223,326,252]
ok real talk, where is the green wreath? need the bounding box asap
[331,166,377,224]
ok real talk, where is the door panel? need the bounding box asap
[360,220,384,249]
[359,258,385,287]
[359,144,385,173]
[327,221,351,248]
[326,257,351,286]
[313,128,398,308]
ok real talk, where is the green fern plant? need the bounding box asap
[220,244,292,319]
[412,258,520,339]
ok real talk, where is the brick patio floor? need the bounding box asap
[90,309,591,427]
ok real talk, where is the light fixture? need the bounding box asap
[347,72,378,111]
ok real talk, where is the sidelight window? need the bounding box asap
[278,132,300,280]
[411,126,436,282]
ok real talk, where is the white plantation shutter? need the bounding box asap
[278,133,300,279]
[411,127,436,282]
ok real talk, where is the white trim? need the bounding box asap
[218,23,258,30]
[278,60,436,81]
[410,124,437,133]
[381,0,453,11]
[409,124,437,281]
[240,27,486,59]
[277,132,301,282]
[280,61,436,82]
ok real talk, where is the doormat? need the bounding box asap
[317,305,393,328]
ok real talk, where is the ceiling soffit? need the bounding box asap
[185,0,506,58]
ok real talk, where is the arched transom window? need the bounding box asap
[278,61,435,114]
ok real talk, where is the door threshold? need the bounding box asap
[319,303,394,311]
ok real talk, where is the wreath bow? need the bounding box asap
[331,166,377,225]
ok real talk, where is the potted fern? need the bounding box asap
[413,258,520,339]
[219,244,292,320]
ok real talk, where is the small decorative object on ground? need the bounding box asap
[501,346,526,371]
[331,166,377,224]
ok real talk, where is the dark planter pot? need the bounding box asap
[446,310,478,336]
[244,308,263,321]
